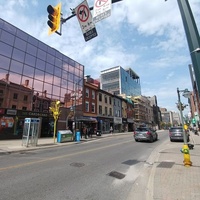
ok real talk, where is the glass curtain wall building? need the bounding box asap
[100,66,141,96]
[0,18,84,139]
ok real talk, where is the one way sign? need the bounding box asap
[75,0,98,42]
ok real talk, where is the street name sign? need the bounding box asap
[93,0,112,23]
[75,0,98,42]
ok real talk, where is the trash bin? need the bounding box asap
[57,130,73,143]
[75,131,80,142]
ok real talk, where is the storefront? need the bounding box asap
[0,109,53,139]
[113,117,122,132]
[97,117,113,134]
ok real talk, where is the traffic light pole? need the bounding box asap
[61,0,123,24]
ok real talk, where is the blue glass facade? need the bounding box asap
[121,68,141,96]
[101,66,141,96]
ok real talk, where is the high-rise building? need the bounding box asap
[100,66,141,96]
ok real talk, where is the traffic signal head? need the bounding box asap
[47,3,61,35]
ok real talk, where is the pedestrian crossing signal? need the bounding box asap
[47,3,61,35]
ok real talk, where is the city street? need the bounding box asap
[0,131,168,200]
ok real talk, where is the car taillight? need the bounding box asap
[134,131,136,135]
[147,131,151,135]
[169,131,172,136]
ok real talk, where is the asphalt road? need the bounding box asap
[0,131,168,200]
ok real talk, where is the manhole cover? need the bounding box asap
[157,161,175,168]
[70,162,85,167]
[108,171,125,179]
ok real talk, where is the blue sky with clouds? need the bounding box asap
[0,0,199,115]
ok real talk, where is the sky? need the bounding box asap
[0,0,199,116]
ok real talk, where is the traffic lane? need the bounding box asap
[0,133,168,200]
[0,134,133,169]
[0,132,167,170]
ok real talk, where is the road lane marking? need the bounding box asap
[0,140,132,171]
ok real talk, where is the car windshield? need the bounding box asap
[170,127,183,132]
[136,128,148,131]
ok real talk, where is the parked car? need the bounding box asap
[133,127,158,142]
[169,127,190,142]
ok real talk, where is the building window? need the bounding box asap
[99,93,102,101]
[92,103,95,113]
[92,90,95,99]
[23,95,28,101]
[12,105,16,109]
[43,101,48,109]
[99,105,102,114]
[0,90,3,96]
[13,93,18,100]
[85,101,89,112]
[22,107,27,110]
[35,101,40,108]
[109,108,112,116]
[105,107,107,115]
[105,95,107,103]
[86,88,89,98]
[109,97,112,105]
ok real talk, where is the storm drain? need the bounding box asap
[122,159,140,166]
[108,171,125,179]
[70,162,85,167]
[157,161,175,168]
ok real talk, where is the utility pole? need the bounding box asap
[177,0,200,98]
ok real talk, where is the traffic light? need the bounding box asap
[47,3,61,35]
[192,118,196,124]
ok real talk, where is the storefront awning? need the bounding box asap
[76,116,97,122]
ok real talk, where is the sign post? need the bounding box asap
[75,0,98,42]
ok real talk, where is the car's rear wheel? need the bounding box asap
[135,139,138,142]
[149,136,154,143]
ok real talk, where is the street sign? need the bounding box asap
[75,0,98,42]
[93,0,112,23]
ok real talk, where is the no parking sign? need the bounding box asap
[75,0,98,42]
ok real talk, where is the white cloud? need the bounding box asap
[0,0,199,113]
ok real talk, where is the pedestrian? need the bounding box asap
[110,126,113,134]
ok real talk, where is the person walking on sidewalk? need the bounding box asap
[110,126,113,135]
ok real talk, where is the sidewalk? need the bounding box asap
[151,132,200,200]
[0,132,125,154]
[127,131,200,200]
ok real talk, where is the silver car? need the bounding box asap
[169,127,190,142]
[134,127,158,142]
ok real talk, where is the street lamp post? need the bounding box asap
[72,79,82,141]
[177,88,192,166]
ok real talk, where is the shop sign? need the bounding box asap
[114,117,122,124]
[6,109,17,115]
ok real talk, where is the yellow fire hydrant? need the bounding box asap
[181,144,192,167]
